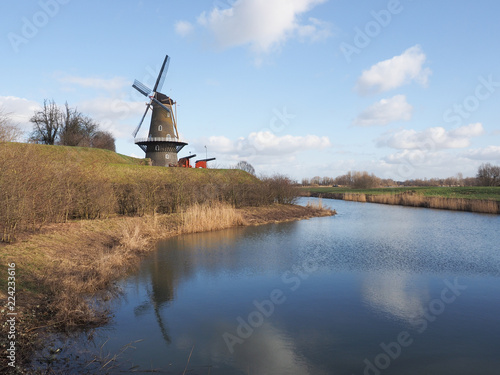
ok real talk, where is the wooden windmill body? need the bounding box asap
[132,56,187,166]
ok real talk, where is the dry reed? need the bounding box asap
[306,197,323,209]
[339,191,500,214]
[180,202,246,234]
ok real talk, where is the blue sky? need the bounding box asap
[1,0,500,180]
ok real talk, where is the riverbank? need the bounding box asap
[302,187,500,214]
[0,202,334,371]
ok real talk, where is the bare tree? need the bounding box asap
[0,109,22,142]
[235,160,256,176]
[29,99,62,145]
[310,176,321,185]
[59,103,98,147]
[476,163,500,186]
[29,100,115,151]
[321,176,334,186]
[351,171,381,189]
[92,131,116,151]
[59,103,84,146]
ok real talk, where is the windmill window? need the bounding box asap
[158,125,163,131]
[165,154,170,159]
[166,134,171,140]
[155,145,159,151]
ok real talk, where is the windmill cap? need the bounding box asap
[155,92,175,105]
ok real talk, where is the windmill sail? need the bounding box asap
[153,55,170,93]
[132,104,150,138]
[132,80,152,97]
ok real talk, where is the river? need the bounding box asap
[59,198,500,374]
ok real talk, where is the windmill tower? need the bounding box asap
[132,55,187,166]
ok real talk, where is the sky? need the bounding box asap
[1,0,500,181]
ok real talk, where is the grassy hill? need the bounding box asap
[1,142,257,184]
[0,142,273,242]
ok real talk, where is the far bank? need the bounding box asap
[302,186,500,214]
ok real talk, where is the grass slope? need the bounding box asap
[3,141,142,165]
[2,142,258,184]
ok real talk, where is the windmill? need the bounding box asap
[132,55,187,166]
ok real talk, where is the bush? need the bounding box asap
[477,163,500,186]
[0,145,116,241]
[261,174,298,205]
[0,144,299,242]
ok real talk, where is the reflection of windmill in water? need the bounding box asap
[132,230,249,347]
[132,55,187,167]
[133,248,196,345]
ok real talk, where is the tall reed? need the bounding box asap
[180,202,246,234]
[338,191,500,214]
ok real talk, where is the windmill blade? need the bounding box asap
[132,104,151,138]
[172,103,179,139]
[151,97,172,114]
[153,55,170,93]
[132,80,152,97]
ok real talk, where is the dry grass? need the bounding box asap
[180,202,247,234]
[340,191,500,214]
[306,197,324,209]
[241,203,335,225]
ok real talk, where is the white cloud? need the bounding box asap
[56,74,129,92]
[184,0,330,55]
[246,131,331,153]
[0,96,41,132]
[463,145,500,160]
[376,123,484,150]
[78,97,147,138]
[296,17,334,42]
[200,135,236,154]
[353,95,413,126]
[192,131,331,163]
[174,20,194,37]
[355,45,431,95]
[78,97,144,120]
[362,272,428,323]
[385,149,440,165]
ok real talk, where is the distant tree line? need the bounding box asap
[302,164,500,188]
[302,171,392,189]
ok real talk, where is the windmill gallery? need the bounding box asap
[132,54,215,168]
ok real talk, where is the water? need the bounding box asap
[81,198,500,374]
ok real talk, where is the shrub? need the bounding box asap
[0,143,299,241]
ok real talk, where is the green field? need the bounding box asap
[303,186,500,201]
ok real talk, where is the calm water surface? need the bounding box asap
[91,198,500,374]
